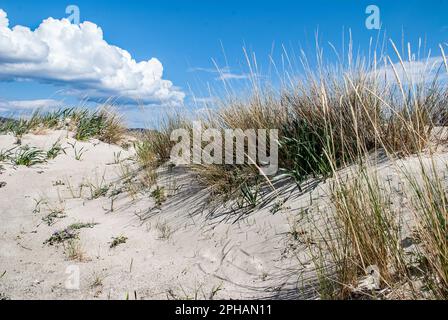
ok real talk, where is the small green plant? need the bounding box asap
[109,235,128,248]
[68,222,98,230]
[90,184,110,199]
[46,140,65,159]
[44,228,78,245]
[42,209,66,226]
[238,182,260,208]
[12,146,46,167]
[10,119,29,145]
[68,142,87,161]
[151,186,166,206]
[90,272,104,288]
[155,220,173,240]
[0,146,16,162]
[44,221,97,245]
[32,198,47,214]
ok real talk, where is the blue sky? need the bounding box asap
[0,0,447,127]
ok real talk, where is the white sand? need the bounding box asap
[0,130,318,300]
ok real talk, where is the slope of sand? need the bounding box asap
[0,130,319,300]
[1,130,447,300]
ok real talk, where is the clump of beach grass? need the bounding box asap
[0,106,126,145]
[404,159,448,299]
[12,146,46,167]
[312,167,409,299]
[141,38,447,207]
[64,240,89,262]
[132,36,448,299]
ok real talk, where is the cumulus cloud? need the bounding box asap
[0,9,185,105]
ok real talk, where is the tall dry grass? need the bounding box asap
[135,37,448,298]
[405,159,448,299]
[141,39,448,199]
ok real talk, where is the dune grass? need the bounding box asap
[139,42,447,200]
[405,160,448,299]
[0,106,126,144]
[133,37,448,299]
[12,146,46,167]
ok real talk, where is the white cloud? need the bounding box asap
[0,9,185,105]
[216,72,249,81]
[0,99,62,110]
[193,96,217,104]
[372,56,447,85]
[189,65,249,81]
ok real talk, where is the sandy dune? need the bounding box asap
[2,130,446,300]
[0,130,318,300]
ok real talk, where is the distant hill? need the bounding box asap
[0,116,13,123]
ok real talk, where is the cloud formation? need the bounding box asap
[373,56,447,85]
[0,99,62,110]
[0,9,185,105]
[188,65,249,81]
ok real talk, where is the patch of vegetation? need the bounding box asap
[67,141,87,161]
[155,220,173,240]
[90,184,110,199]
[74,108,125,143]
[237,181,260,209]
[46,140,65,159]
[64,240,88,262]
[0,147,16,162]
[44,222,97,245]
[10,119,30,145]
[0,107,125,145]
[109,235,128,248]
[151,186,166,207]
[44,228,78,246]
[68,222,98,230]
[12,146,46,167]
[42,209,66,226]
[90,272,104,288]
